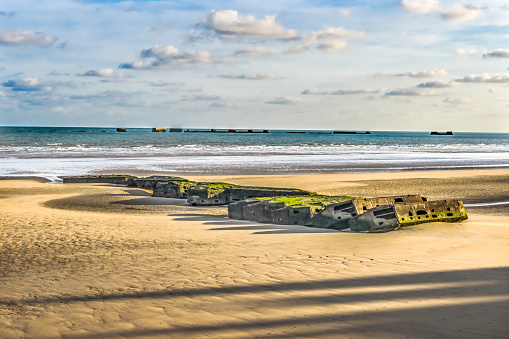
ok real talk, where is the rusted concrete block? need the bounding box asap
[348,199,468,232]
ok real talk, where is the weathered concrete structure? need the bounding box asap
[152,179,197,198]
[62,174,136,185]
[187,184,311,206]
[314,195,428,229]
[348,199,467,232]
[230,195,361,228]
[228,195,466,232]
[126,176,186,189]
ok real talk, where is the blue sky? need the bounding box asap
[0,0,508,131]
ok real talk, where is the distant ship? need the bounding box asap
[431,131,453,135]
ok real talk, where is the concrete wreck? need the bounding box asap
[187,183,312,206]
[348,199,467,232]
[152,179,198,198]
[126,176,186,189]
[228,195,468,232]
[62,174,136,185]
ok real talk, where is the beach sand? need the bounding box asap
[0,170,508,338]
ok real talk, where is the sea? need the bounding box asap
[1,126,508,181]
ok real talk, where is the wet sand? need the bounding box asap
[0,169,508,338]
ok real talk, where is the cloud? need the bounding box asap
[217,72,284,80]
[400,0,439,14]
[455,73,509,83]
[284,26,363,54]
[441,4,486,22]
[0,11,15,17]
[455,48,478,57]
[233,46,270,57]
[385,88,436,96]
[1,78,52,91]
[316,41,347,53]
[443,97,472,105]
[148,81,183,87]
[309,27,364,41]
[151,23,170,34]
[76,68,125,78]
[265,96,303,105]
[502,5,509,12]
[69,90,149,107]
[302,88,383,95]
[489,88,499,94]
[119,45,213,69]
[0,29,56,46]
[201,10,298,40]
[417,80,456,88]
[482,49,509,58]
[181,94,225,101]
[373,69,447,78]
[283,42,312,54]
[337,8,351,17]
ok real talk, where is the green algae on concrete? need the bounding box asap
[187,185,312,206]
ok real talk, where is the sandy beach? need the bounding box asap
[1,169,508,338]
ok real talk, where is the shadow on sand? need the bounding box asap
[171,213,335,234]
[2,267,507,338]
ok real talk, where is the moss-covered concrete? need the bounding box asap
[187,185,312,206]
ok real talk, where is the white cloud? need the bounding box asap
[385,88,436,96]
[456,73,509,83]
[203,10,298,40]
[501,4,509,12]
[233,46,270,57]
[181,94,225,101]
[443,97,472,105]
[489,88,499,93]
[373,69,447,78]
[455,48,479,57]
[265,96,303,105]
[0,29,56,46]
[417,80,456,88]
[310,27,364,41]
[284,26,363,54]
[407,69,448,77]
[1,78,52,91]
[119,45,213,69]
[218,73,284,80]
[483,49,509,58]
[400,0,439,14]
[337,8,351,17]
[316,41,347,53]
[441,4,485,22]
[77,68,125,78]
[302,88,383,95]
[283,42,312,54]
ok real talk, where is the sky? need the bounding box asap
[0,0,508,132]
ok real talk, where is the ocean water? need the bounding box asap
[1,126,508,180]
